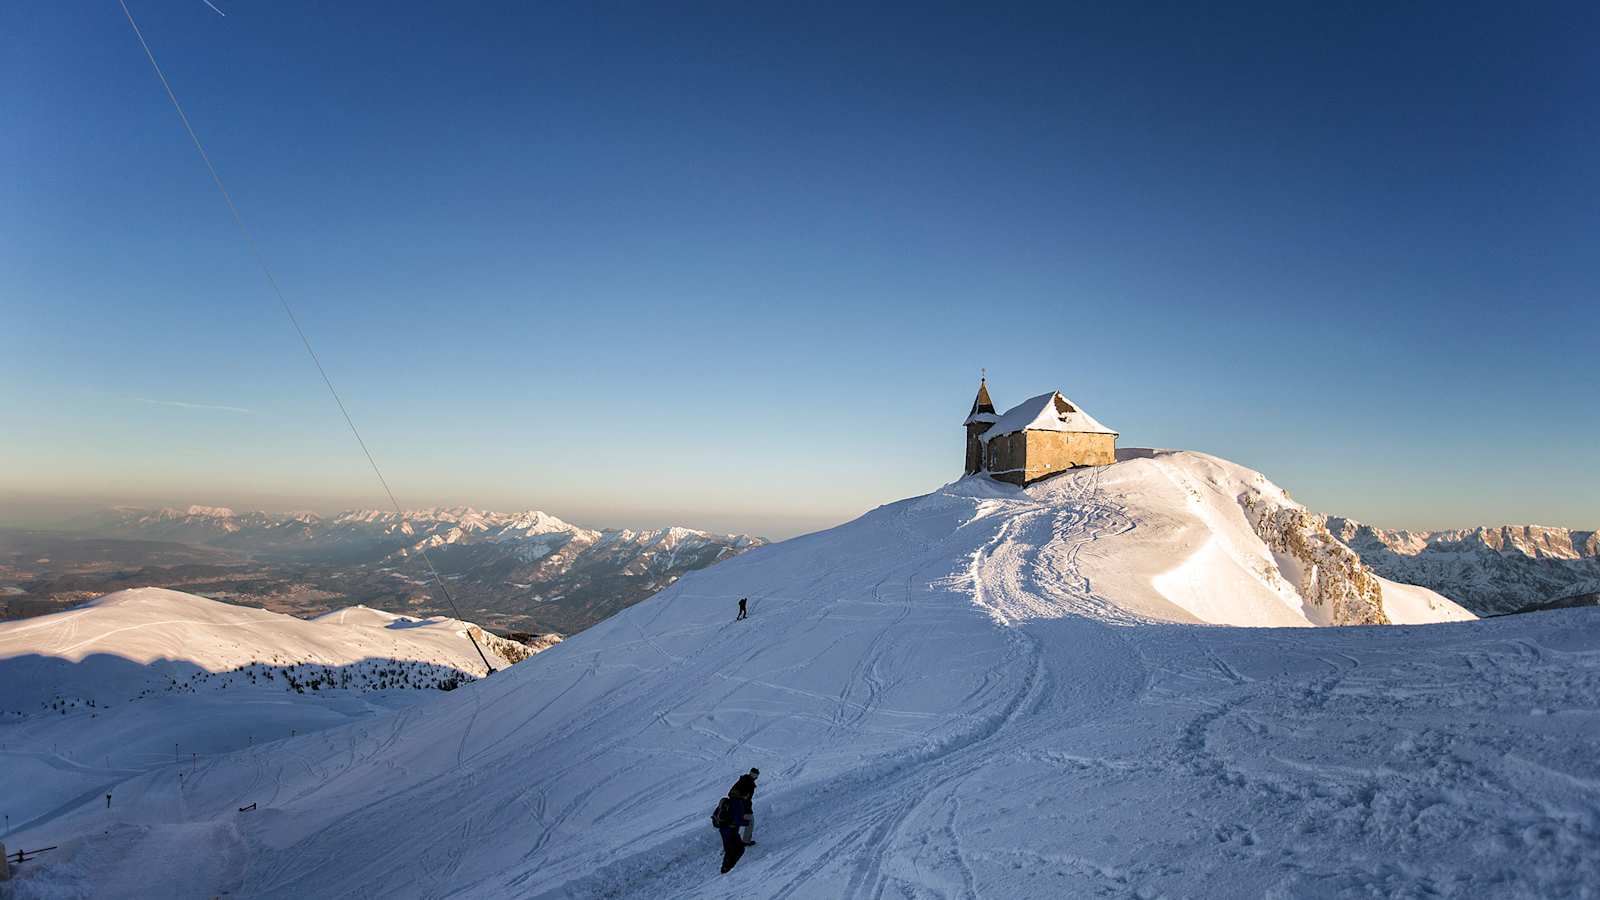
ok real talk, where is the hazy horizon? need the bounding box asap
[4,434,1595,542]
[4,2,1595,540]
[0,489,845,541]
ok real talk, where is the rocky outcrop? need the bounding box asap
[473,627,562,664]
[1243,498,1390,626]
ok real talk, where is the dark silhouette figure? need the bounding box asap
[736,597,748,621]
[717,792,754,873]
[729,767,759,844]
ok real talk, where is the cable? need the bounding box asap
[116,0,496,675]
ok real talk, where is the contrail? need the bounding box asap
[201,0,226,16]
[135,397,253,414]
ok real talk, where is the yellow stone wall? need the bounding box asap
[985,430,1116,485]
[1024,431,1116,477]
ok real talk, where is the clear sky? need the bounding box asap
[3,1,1596,539]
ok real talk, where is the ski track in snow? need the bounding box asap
[4,454,1598,899]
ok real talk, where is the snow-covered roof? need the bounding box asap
[980,391,1117,441]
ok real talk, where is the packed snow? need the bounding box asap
[3,451,1593,899]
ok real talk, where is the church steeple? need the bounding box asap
[965,371,999,425]
[967,374,996,420]
[963,373,999,475]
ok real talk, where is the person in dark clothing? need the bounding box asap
[717,792,754,873]
[730,768,758,800]
[736,597,748,620]
[729,768,759,844]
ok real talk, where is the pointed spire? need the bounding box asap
[965,373,998,424]
[970,373,995,417]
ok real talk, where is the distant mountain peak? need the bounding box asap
[91,503,767,633]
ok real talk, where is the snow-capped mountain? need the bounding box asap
[1327,518,1600,615]
[16,450,1585,900]
[0,588,535,716]
[0,587,559,838]
[89,505,765,633]
[101,504,759,560]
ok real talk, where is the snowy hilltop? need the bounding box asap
[0,588,532,712]
[5,451,1597,899]
[930,449,1473,627]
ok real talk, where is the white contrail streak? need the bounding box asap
[135,397,253,414]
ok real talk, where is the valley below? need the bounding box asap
[0,505,764,636]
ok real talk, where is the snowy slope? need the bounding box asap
[11,452,1595,900]
[963,449,1473,627]
[0,589,545,836]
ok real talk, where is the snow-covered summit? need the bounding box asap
[927,448,1470,626]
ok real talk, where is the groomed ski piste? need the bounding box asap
[5,450,1597,898]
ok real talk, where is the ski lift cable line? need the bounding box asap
[115,0,495,675]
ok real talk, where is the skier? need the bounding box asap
[729,767,760,845]
[736,597,748,621]
[712,787,754,873]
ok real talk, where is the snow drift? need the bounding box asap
[8,451,1594,900]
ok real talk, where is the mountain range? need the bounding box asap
[76,505,765,633]
[1326,519,1600,615]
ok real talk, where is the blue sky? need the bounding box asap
[2,1,1596,538]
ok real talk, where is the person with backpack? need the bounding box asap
[712,787,754,873]
[736,597,748,621]
[729,767,759,845]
